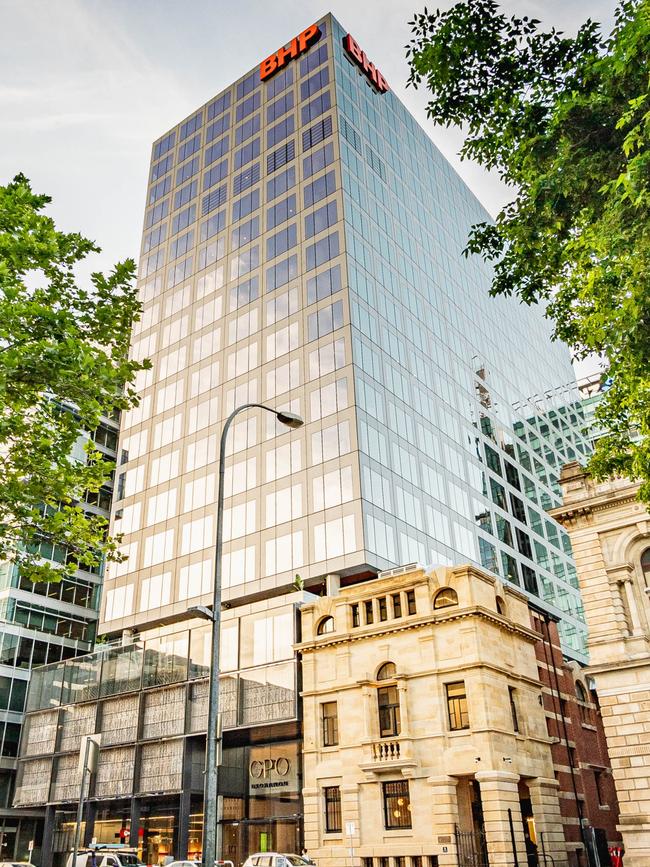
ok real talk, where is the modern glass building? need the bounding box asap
[14,12,593,864]
[103,12,589,655]
[0,411,118,862]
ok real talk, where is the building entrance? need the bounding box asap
[222,818,300,864]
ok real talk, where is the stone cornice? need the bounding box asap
[296,605,539,654]
[550,487,644,524]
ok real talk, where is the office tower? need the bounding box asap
[0,411,118,860]
[14,14,593,863]
[105,13,589,655]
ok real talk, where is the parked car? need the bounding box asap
[0,862,36,867]
[243,855,315,867]
[164,862,201,867]
[66,848,146,867]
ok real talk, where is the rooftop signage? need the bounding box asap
[343,33,389,94]
[260,23,322,81]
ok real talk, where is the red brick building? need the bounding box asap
[531,609,622,866]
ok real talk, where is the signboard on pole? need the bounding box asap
[78,734,102,776]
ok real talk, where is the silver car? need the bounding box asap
[242,855,315,867]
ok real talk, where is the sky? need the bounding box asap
[1,0,616,378]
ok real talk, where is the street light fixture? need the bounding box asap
[201,403,303,867]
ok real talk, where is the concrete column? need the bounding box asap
[427,775,459,867]
[527,777,569,867]
[474,770,528,866]
[41,805,56,867]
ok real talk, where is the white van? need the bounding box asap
[66,849,145,867]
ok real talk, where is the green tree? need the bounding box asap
[407,0,650,498]
[0,174,147,582]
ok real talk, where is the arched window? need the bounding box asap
[376,662,400,737]
[496,596,506,615]
[433,587,458,610]
[377,661,397,681]
[317,616,334,635]
[575,680,590,723]
[641,548,650,588]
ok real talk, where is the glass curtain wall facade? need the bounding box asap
[0,412,118,862]
[103,13,589,672]
[14,597,303,867]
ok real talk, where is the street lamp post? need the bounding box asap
[201,404,303,867]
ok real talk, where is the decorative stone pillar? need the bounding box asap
[527,777,569,867]
[427,775,460,867]
[474,770,528,866]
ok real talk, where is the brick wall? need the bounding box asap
[531,612,621,864]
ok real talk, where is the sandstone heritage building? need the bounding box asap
[298,563,620,867]
[551,464,650,866]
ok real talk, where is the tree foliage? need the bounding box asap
[0,174,147,582]
[407,0,650,498]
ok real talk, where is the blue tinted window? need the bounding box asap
[267,166,296,201]
[237,71,258,101]
[267,116,295,149]
[203,160,228,191]
[232,246,259,278]
[202,185,227,216]
[300,41,328,75]
[267,92,294,123]
[233,163,261,196]
[305,201,337,239]
[151,154,173,182]
[306,231,339,271]
[267,140,295,174]
[266,255,298,292]
[235,138,260,170]
[266,224,297,260]
[153,131,175,161]
[267,194,296,230]
[205,136,229,167]
[143,223,167,253]
[169,229,194,261]
[303,142,334,178]
[149,175,171,204]
[231,217,260,250]
[235,114,261,145]
[304,170,336,207]
[206,113,230,143]
[198,238,225,272]
[265,65,293,99]
[306,264,342,304]
[232,189,260,223]
[236,90,261,122]
[200,210,226,243]
[176,157,199,186]
[180,112,202,141]
[145,199,169,229]
[167,255,193,289]
[301,91,331,125]
[207,92,231,121]
[172,204,196,235]
[308,299,343,341]
[174,180,197,211]
[302,116,333,152]
[300,67,329,101]
[178,133,201,163]
[230,276,259,311]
